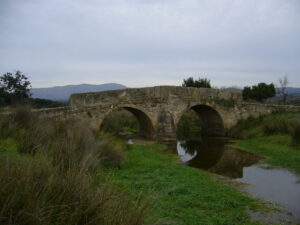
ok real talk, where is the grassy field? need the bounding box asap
[105,144,267,225]
[2,107,299,225]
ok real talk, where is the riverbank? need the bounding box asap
[235,135,300,174]
[229,112,300,174]
[105,143,268,225]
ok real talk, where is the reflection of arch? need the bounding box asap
[191,105,225,136]
[186,137,225,169]
[100,106,155,138]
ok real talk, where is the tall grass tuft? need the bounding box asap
[228,116,263,139]
[0,155,146,225]
[230,112,300,148]
[0,106,147,225]
[263,117,293,136]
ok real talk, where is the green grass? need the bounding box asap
[229,112,300,174]
[0,107,147,225]
[105,144,266,225]
[235,135,300,174]
[229,112,300,139]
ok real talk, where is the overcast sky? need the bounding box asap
[1,0,299,88]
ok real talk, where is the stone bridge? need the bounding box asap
[37,86,300,140]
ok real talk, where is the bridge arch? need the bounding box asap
[176,104,225,136]
[99,106,155,138]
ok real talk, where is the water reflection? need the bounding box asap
[176,136,261,178]
[174,136,300,223]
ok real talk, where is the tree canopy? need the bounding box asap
[182,77,211,88]
[0,71,32,106]
[242,82,275,102]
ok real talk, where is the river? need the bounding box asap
[173,136,300,224]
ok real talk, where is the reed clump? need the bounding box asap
[0,106,146,225]
[229,112,300,148]
[263,117,294,136]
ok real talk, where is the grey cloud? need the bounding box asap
[0,0,299,87]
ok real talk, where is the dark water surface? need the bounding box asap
[171,136,300,223]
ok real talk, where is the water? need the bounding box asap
[173,136,300,223]
[176,137,261,178]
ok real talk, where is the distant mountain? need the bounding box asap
[284,87,300,95]
[31,83,127,101]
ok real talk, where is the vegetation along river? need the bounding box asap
[168,136,300,223]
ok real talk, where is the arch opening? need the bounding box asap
[176,105,225,138]
[100,107,155,139]
[191,105,225,136]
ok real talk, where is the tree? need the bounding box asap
[182,77,211,88]
[0,71,32,106]
[279,74,289,103]
[242,82,275,102]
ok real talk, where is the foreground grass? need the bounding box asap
[0,107,147,225]
[235,135,300,174]
[105,144,265,225]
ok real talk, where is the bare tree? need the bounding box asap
[279,74,289,103]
